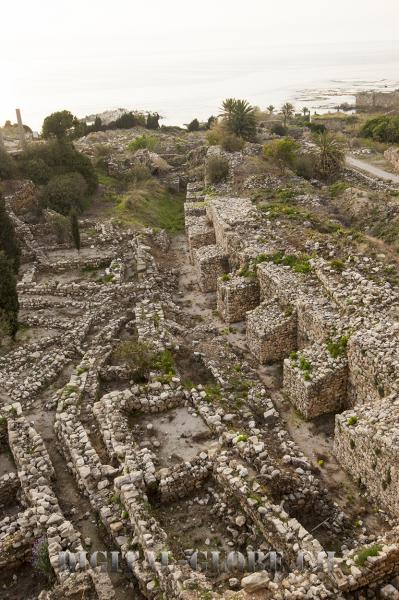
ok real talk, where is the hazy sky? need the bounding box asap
[2,0,399,129]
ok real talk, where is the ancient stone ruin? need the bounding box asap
[0,130,398,600]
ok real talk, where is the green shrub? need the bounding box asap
[326,334,349,358]
[330,258,345,272]
[299,356,312,372]
[264,137,300,174]
[271,123,287,136]
[22,158,52,184]
[347,416,358,426]
[294,153,317,180]
[187,118,200,132]
[18,141,97,193]
[221,133,244,152]
[128,135,157,152]
[41,172,88,215]
[360,115,399,143]
[113,340,157,382]
[0,148,17,180]
[206,156,229,183]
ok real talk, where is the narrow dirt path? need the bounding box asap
[346,155,399,182]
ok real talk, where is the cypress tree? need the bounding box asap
[70,210,80,252]
[0,251,19,339]
[0,195,20,272]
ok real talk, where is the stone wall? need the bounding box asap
[217,275,260,323]
[193,245,229,292]
[246,300,297,363]
[356,91,399,110]
[334,395,399,519]
[158,454,212,502]
[347,325,399,405]
[283,345,348,419]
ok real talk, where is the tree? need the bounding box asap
[220,98,257,141]
[0,195,20,272]
[302,107,310,120]
[41,172,88,215]
[281,102,295,127]
[187,118,200,132]
[0,251,19,339]
[146,113,160,130]
[42,110,75,140]
[313,132,345,181]
[70,210,81,252]
[207,116,216,129]
[267,105,275,115]
[264,137,300,174]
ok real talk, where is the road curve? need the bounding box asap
[346,155,399,183]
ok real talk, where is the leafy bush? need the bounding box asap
[107,111,146,130]
[206,156,229,183]
[264,137,300,174]
[221,133,244,152]
[347,416,358,426]
[307,122,326,134]
[21,158,51,184]
[114,340,157,382]
[326,334,349,358]
[146,113,160,130]
[360,115,399,143]
[0,148,17,180]
[41,172,88,215]
[18,141,98,193]
[271,123,287,136]
[294,153,317,179]
[128,135,157,152]
[187,118,200,132]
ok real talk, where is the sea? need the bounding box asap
[4,39,399,132]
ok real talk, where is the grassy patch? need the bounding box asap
[326,334,349,358]
[354,544,382,566]
[109,179,185,233]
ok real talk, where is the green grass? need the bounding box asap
[354,544,382,566]
[110,179,185,233]
[326,334,349,358]
[97,172,120,187]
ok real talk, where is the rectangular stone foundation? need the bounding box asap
[334,395,399,518]
[347,327,399,406]
[283,344,348,419]
[256,262,302,304]
[217,275,260,323]
[193,245,229,292]
[246,300,297,363]
[187,216,216,255]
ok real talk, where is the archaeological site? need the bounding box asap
[0,97,399,600]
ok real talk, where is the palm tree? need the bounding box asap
[267,105,275,115]
[281,102,295,127]
[314,132,345,181]
[302,107,310,119]
[220,98,257,141]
